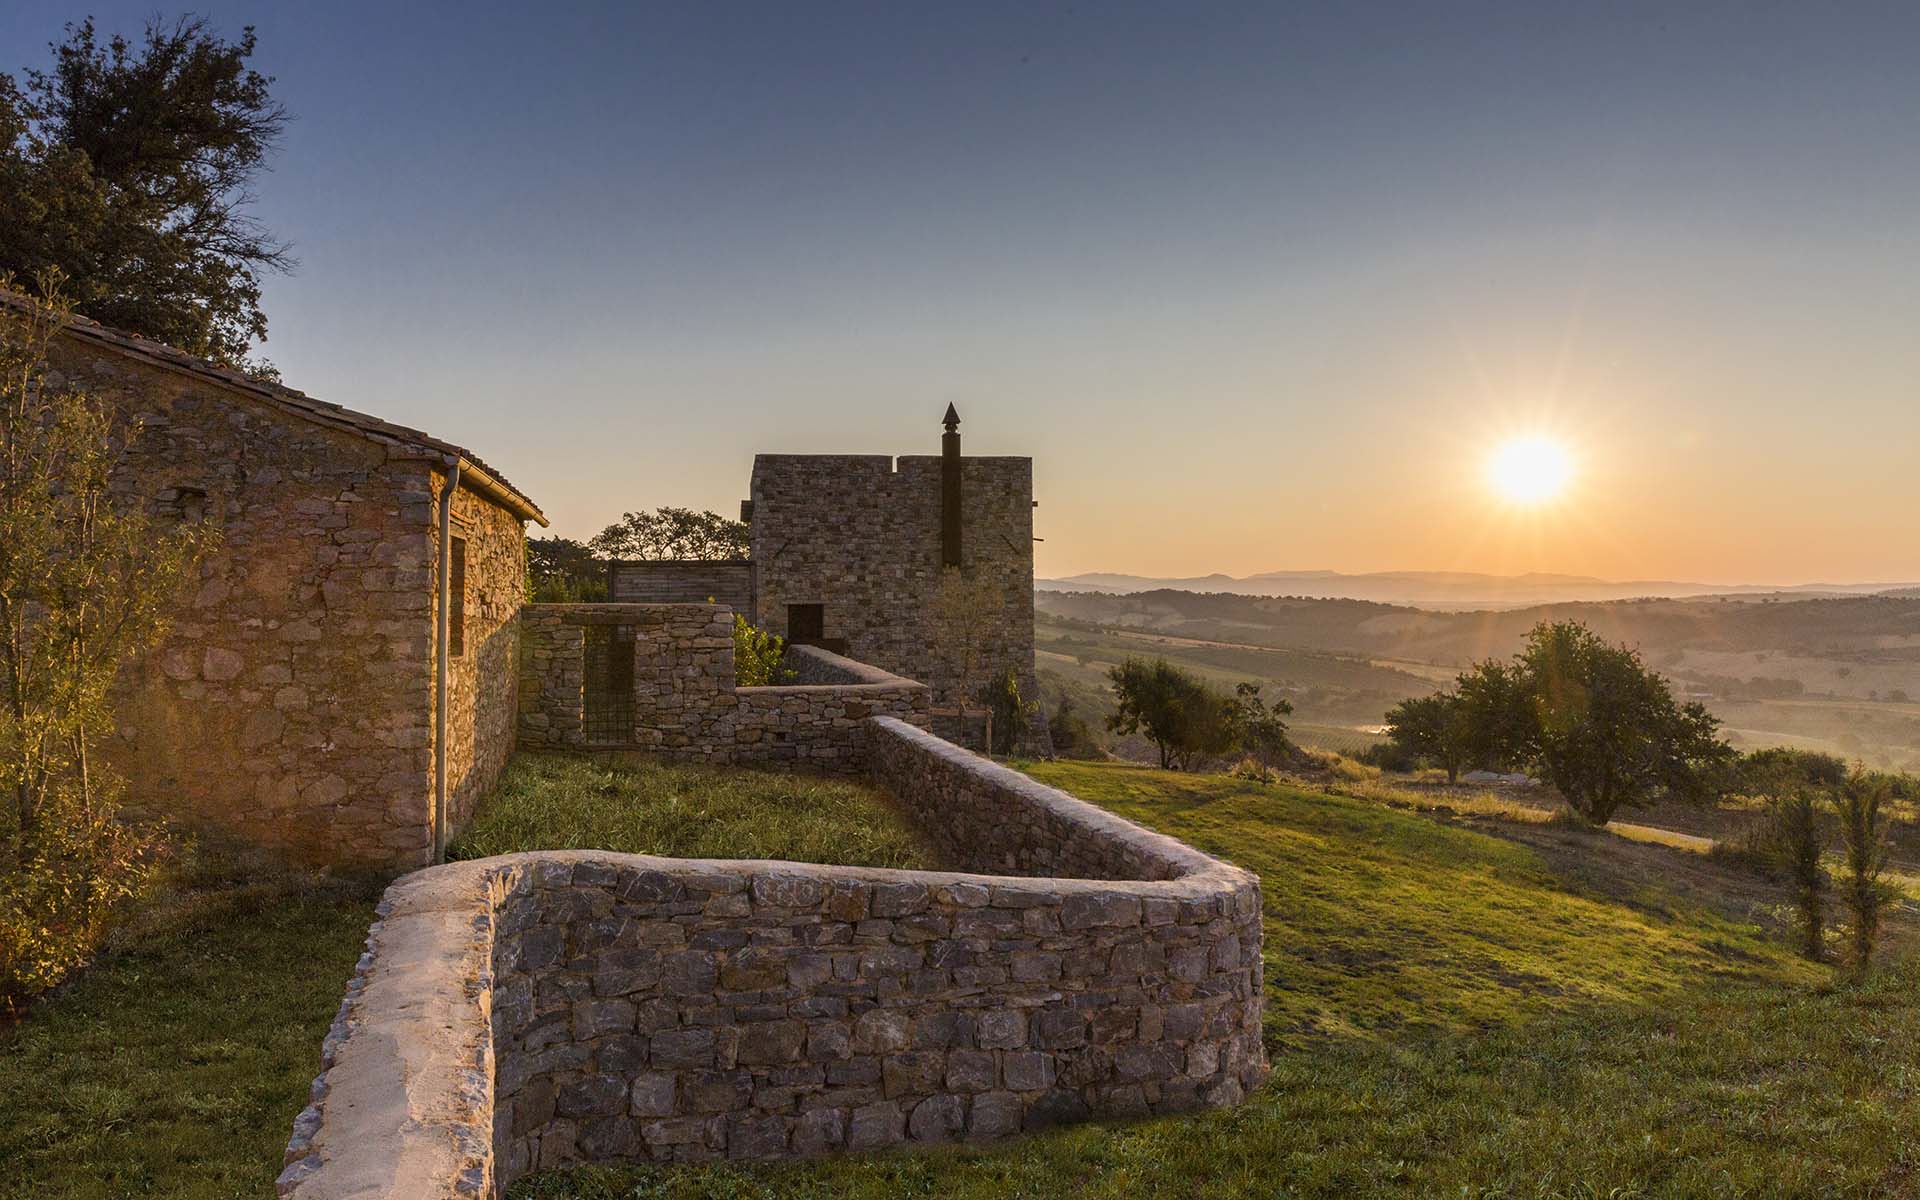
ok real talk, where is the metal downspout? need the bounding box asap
[433,457,463,864]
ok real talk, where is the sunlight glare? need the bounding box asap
[1488,435,1573,504]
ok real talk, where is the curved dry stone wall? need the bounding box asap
[280,718,1267,1198]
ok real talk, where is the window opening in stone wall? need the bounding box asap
[786,603,824,644]
[583,624,635,745]
[158,486,207,522]
[449,537,467,658]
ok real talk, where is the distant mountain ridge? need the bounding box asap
[1038,569,1919,610]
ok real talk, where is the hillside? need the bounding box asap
[508,762,1920,1198]
[1037,590,1920,769]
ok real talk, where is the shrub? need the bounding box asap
[1739,747,1848,795]
[1326,754,1380,784]
[977,667,1038,756]
[1754,790,1827,960]
[1047,697,1103,760]
[1835,773,1895,972]
[0,278,208,1014]
[732,615,793,687]
[1228,756,1276,784]
[1357,738,1421,773]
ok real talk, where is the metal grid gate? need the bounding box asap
[582,624,636,745]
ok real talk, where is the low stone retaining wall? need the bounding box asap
[280,718,1267,1198]
[518,604,928,771]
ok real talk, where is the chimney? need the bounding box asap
[941,404,962,568]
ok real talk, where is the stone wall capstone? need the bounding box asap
[279,721,1268,1197]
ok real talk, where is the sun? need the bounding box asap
[1487,435,1573,504]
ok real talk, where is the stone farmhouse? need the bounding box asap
[14,300,1269,1186]
[30,301,1046,868]
[37,305,544,870]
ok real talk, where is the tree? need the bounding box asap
[1,277,211,1012]
[1230,682,1293,768]
[1757,789,1827,961]
[1105,657,1238,771]
[526,535,605,602]
[0,18,290,364]
[1513,621,1734,825]
[1382,690,1472,783]
[589,507,747,561]
[1834,773,1894,972]
[1454,658,1534,772]
[931,567,999,715]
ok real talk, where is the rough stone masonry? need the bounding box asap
[279,718,1268,1197]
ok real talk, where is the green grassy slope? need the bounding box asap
[525,762,1918,1200]
[0,865,379,1200]
[1027,761,1818,1044]
[450,751,940,869]
[0,754,937,1200]
[10,757,1917,1198]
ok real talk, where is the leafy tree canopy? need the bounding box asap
[1106,657,1239,771]
[1383,690,1472,783]
[589,507,747,561]
[0,17,290,364]
[526,536,605,602]
[1496,622,1734,824]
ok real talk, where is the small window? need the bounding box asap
[158,487,208,522]
[449,537,467,658]
[787,603,824,644]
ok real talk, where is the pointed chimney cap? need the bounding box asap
[942,403,961,432]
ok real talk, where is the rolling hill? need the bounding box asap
[1039,569,1918,610]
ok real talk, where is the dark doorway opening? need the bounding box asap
[786,603,825,645]
[583,624,635,745]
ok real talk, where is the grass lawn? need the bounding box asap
[449,751,940,869]
[9,755,1919,1198]
[0,753,936,1199]
[0,856,380,1200]
[513,760,1920,1200]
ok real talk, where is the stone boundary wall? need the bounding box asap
[607,560,753,614]
[517,604,929,771]
[279,721,1268,1198]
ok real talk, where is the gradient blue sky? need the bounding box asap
[7,3,1918,583]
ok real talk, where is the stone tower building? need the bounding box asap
[746,409,1039,736]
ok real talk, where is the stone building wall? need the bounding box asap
[747,454,1036,720]
[279,722,1267,1197]
[37,326,534,871]
[516,604,930,770]
[47,334,440,868]
[437,477,528,842]
[608,560,753,613]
